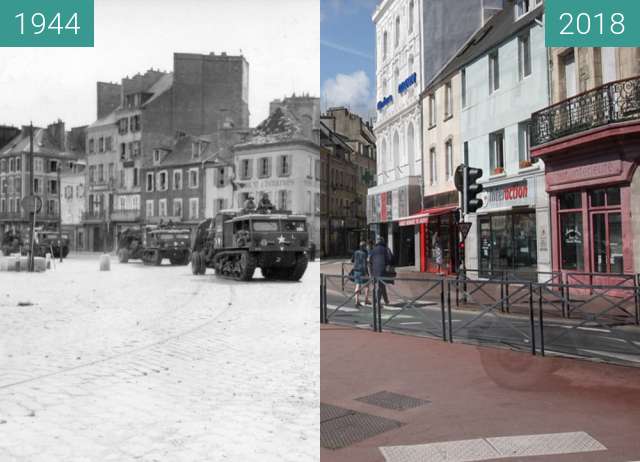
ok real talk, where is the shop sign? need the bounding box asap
[377,95,393,111]
[481,178,533,210]
[398,72,417,94]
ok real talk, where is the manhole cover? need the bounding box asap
[320,403,402,449]
[355,391,430,411]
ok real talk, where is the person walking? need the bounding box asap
[350,241,369,307]
[369,236,394,307]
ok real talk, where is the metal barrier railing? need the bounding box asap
[320,272,640,366]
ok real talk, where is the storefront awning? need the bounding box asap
[398,205,457,227]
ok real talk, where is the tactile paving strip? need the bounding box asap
[355,391,431,411]
[321,403,403,450]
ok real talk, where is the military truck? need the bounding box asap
[190,210,309,281]
[117,228,144,263]
[1,231,22,256]
[34,230,70,258]
[141,227,191,266]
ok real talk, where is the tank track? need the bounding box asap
[213,250,257,281]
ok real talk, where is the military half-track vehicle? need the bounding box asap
[34,230,70,258]
[190,210,309,281]
[1,230,22,256]
[141,227,191,266]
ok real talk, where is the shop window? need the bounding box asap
[560,212,584,270]
[590,187,620,207]
[559,191,582,209]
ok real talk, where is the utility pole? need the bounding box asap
[57,164,62,262]
[28,122,35,272]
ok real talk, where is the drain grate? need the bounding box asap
[320,403,403,449]
[355,391,430,411]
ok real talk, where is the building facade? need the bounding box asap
[233,96,321,249]
[60,161,87,251]
[369,0,500,267]
[320,107,376,257]
[532,46,640,280]
[460,1,550,278]
[0,122,81,243]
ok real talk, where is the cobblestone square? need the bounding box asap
[0,255,319,461]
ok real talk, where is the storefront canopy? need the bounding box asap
[398,205,457,227]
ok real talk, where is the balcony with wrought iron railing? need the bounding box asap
[532,76,640,147]
[82,210,107,222]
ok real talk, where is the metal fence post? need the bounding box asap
[635,273,639,326]
[500,272,505,313]
[538,284,545,357]
[372,279,378,332]
[528,282,536,356]
[440,279,447,342]
[447,286,454,343]
[320,274,325,324]
[341,263,345,292]
[505,278,510,314]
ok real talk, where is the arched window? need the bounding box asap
[383,31,388,61]
[409,1,414,34]
[393,131,400,178]
[395,16,400,48]
[407,123,415,173]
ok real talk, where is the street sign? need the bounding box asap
[458,222,472,241]
[21,195,42,214]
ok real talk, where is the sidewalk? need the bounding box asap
[321,325,640,462]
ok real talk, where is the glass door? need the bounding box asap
[591,211,623,273]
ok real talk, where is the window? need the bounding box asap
[130,115,141,132]
[88,139,95,154]
[561,50,577,99]
[77,184,84,198]
[133,168,139,188]
[518,31,531,79]
[515,0,535,19]
[307,157,313,178]
[444,81,453,118]
[119,169,125,188]
[108,163,115,180]
[98,164,104,183]
[173,170,182,190]
[382,31,388,61]
[98,137,104,153]
[408,54,414,74]
[445,140,453,180]
[0,159,4,172]
[394,16,400,48]
[461,69,467,108]
[489,51,500,93]
[315,160,320,180]
[188,168,199,188]
[173,198,183,218]
[105,137,113,152]
[153,150,161,164]
[157,171,167,191]
[189,198,199,219]
[307,191,312,214]
[146,200,154,218]
[429,147,437,185]
[146,172,154,192]
[240,159,252,179]
[158,199,167,217]
[191,142,201,159]
[214,198,226,213]
[278,190,290,210]
[15,178,21,195]
[278,155,291,177]
[118,118,129,135]
[382,77,388,95]
[428,94,437,127]
[120,143,126,160]
[518,121,535,165]
[88,167,95,185]
[217,167,226,187]
[258,157,271,178]
[408,0,414,34]
[315,192,321,215]
[489,130,505,173]
[15,158,21,172]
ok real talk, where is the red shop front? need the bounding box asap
[399,205,458,274]
[532,123,640,283]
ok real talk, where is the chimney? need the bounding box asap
[97,82,122,119]
[47,120,66,151]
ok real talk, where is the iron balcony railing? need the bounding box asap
[532,75,640,146]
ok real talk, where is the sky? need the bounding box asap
[0,0,319,130]
[321,0,377,122]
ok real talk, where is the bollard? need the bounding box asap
[99,254,111,271]
[34,257,46,272]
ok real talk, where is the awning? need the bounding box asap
[398,205,457,227]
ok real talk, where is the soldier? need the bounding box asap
[257,193,274,213]
[243,196,256,212]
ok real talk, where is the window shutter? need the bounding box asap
[267,158,272,177]
[247,159,253,179]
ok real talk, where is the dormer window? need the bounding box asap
[191,141,205,159]
[153,149,161,164]
[515,0,540,19]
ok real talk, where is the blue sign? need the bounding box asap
[377,95,393,111]
[398,72,417,94]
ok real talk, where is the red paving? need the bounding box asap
[321,325,640,462]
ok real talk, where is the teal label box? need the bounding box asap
[546,0,640,47]
[0,0,93,47]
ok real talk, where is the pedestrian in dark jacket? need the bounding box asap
[350,241,368,306]
[369,236,394,306]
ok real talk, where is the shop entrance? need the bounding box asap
[393,225,415,267]
[425,214,455,274]
[479,210,537,278]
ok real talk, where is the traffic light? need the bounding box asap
[454,164,483,214]
[466,167,483,213]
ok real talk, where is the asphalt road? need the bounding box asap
[325,289,640,366]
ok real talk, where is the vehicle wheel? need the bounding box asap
[286,254,309,281]
[238,251,257,281]
[153,250,162,266]
[118,249,129,263]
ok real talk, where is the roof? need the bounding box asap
[235,106,314,149]
[0,127,77,159]
[142,73,174,107]
[425,2,544,93]
[88,111,118,129]
[229,213,307,222]
[155,134,212,167]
